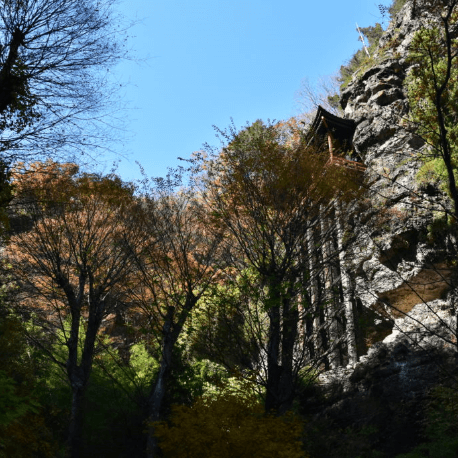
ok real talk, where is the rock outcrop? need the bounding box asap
[302,3,458,455]
[341,0,456,324]
[312,298,457,457]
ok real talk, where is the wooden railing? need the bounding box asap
[327,156,367,173]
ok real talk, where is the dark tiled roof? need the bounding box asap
[308,105,356,146]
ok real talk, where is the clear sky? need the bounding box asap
[107,0,388,182]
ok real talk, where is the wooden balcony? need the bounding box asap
[308,106,367,175]
[327,155,367,174]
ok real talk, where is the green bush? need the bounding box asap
[0,313,55,457]
[154,377,306,458]
[396,385,458,458]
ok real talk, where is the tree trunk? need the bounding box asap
[320,206,340,369]
[68,380,86,458]
[146,306,176,458]
[265,299,282,413]
[278,293,299,414]
[65,295,102,458]
[307,224,321,357]
[0,27,26,114]
[264,281,299,414]
[146,359,171,457]
[435,7,458,221]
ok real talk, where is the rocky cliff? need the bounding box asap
[342,0,457,331]
[311,3,458,455]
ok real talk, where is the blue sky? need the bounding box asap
[108,0,388,182]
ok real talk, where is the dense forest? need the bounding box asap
[1,0,458,457]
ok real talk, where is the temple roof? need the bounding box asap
[307,105,356,148]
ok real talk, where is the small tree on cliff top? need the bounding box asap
[406,0,458,220]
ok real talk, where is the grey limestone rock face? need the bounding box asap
[319,297,456,399]
[383,299,456,349]
[341,0,454,326]
[318,298,457,417]
[314,335,458,457]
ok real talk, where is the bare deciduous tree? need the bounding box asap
[295,74,342,125]
[0,0,129,161]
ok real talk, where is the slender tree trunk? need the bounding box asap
[146,356,172,457]
[320,206,340,369]
[264,279,286,413]
[435,6,458,220]
[65,303,86,458]
[264,279,300,414]
[66,333,98,457]
[298,292,315,359]
[278,294,299,414]
[297,296,306,348]
[304,308,315,360]
[335,201,357,366]
[265,298,281,413]
[147,306,177,458]
[307,224,321,357]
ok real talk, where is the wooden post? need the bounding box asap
[335,200,358,366]
[307,224,321,358]
[320,204,340,369]
[321,116,334,162]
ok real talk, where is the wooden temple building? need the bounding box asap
[297,106,368,369]
[307,105,366,174]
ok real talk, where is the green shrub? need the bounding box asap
[154,377,306,458]
[396,385,458,458]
